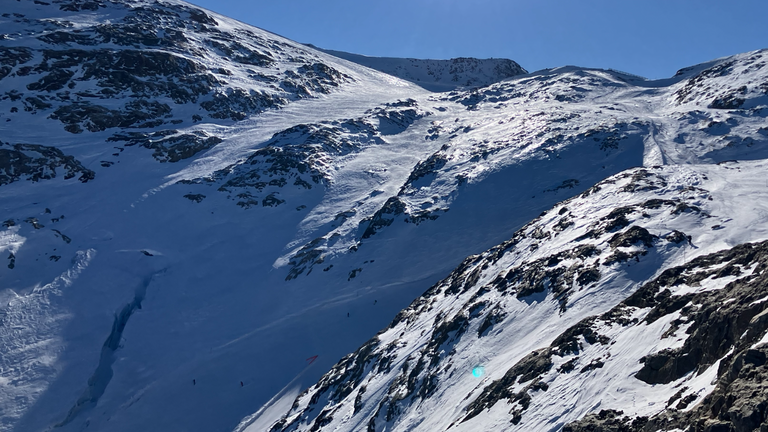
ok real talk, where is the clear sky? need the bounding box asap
[187,0,768,79]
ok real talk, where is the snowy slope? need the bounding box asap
[307,46,527,92]
[1,1,767,432]
[271,161,768,432]
[263,52,768,432]
[0,2,431,431]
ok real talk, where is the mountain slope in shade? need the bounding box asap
[0,1,767,432]
[0,2,429,431]
[309,46,528,92]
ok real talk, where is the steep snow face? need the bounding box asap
[1,1,767,431]
[270,161,768,432]
[309,48,528,92]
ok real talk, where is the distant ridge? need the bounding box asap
[309,45,527,92]
[607,68,648,80]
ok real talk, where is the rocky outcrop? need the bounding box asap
[0,142,94,185]
[562,240,768,431]
[108,130,222,163]
[675,50,768,111]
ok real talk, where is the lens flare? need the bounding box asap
[472,366,485,377]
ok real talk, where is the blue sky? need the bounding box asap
[188,0,768,79]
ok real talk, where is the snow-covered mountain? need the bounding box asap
[264,51,768,432]
[273,161,768,432]
[1,1,767,432]
[306,46,527,92]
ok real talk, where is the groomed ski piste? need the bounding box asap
[0,1,767,432]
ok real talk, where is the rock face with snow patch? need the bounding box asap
[314,47,527,92]
[0,141,94,184]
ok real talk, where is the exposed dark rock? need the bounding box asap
[608,226,656,249]
[212,109,420,206]
[664,230,692,244]
[280,63,352,97]
[0,47,33,80]
[57,1,105,12]
[0,142,94,185]
[270,339,382,432]
[602,206,635,232]
[108,130,222,162]
[205,39,273,67]
[621,169,667,193]
[478,305,507,337]
[262,192,285,207]
[573,347,768,432]
[27,69,75,92]
[463,349,553,422]
[561,240,768,431]
[558,358,579,374]
[641,198,677,209]
[24,96,53,112]
[545,179,580,193]
[285,237,324,281]
[51,229,71,243]
[362,197,406,239]
[51,99,171,133]
[24,217,43,229]
[200,88,282,120]
[38,48,216,103]
[631,241,768,385]
[405,153,448,186]
[552,317,610,356]
[563,409,648,432]
[491,242,604,309]
[367,99,426,135]
[347,268,362,281]
[676,60,737,105]
[576,121,639,151]
[470,239,768,430]
[183,194,205,203]
[709,86,748,109]
[231,192,257,209]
